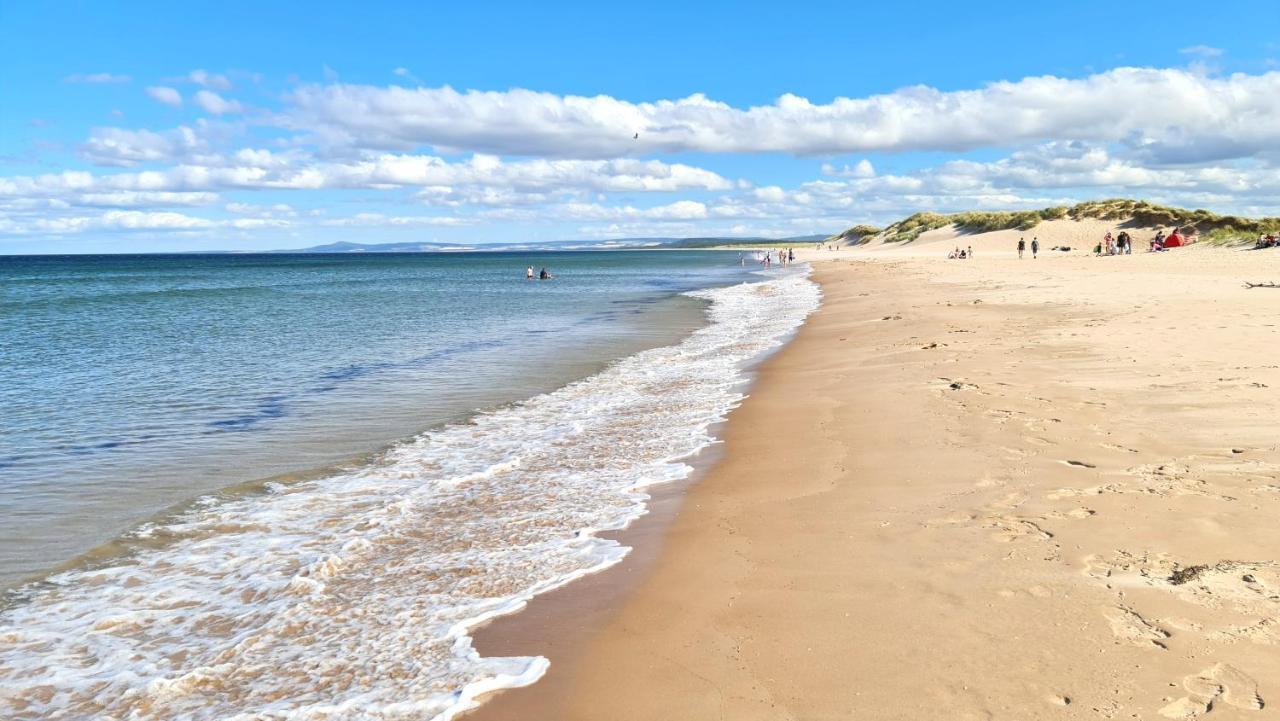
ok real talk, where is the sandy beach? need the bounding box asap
[471,239,1280,720]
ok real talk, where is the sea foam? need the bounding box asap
[0,268,819,720]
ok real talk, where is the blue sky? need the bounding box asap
[2,0,1279,253]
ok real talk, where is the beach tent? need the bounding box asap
[1164,232,1184,247]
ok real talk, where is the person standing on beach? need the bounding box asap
[1017,238,1025,258]
[967,245,973,259]
[1031,238,1039,258]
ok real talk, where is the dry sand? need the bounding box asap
[471,233,1280,720]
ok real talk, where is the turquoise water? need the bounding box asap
[0,250,750,588]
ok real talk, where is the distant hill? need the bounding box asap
[249,235,829,254]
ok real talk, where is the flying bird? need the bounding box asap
[633,132,638,140]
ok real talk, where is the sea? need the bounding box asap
[0,250,819,720]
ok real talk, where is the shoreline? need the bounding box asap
[466,246,1280,720]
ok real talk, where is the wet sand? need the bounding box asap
[471,244,1280,720]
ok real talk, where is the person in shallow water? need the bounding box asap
[539,267,552,280]
[526,265,534,280]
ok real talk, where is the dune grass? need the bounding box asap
[832,224,884,244]
[834,199,1280,246]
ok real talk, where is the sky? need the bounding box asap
[2,1,1280,253]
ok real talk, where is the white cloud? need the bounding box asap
[392,67,423,85]
[0,153,732,198]
[20,65,1280,243]
[548,200,710,222]
[188,70,232,90]
[319,212,466,227]
[82,125,210,166]
[75,191,219,207]
[66,73,131,84]
[28,210,213,234]
[821,160,875,178]
[146,86,183,107]
[194,90,243,115]
[280,69,1280,162]
[1179,45,1224,58]
[226,201,296,215]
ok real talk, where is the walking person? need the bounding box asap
[1017,237,1025,258]
[1031,237,1039,259]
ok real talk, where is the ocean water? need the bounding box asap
[0,250,819,720]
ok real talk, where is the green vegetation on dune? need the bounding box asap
[834,199,1280,246]
[1067,199,1280,243]
[873,207,1064,244]
[831,223,883,245]
[877,212,950,243]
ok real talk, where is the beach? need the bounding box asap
[471,243,1280,720]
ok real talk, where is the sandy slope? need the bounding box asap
[845,218,1189,258]
[470,241,1280,720]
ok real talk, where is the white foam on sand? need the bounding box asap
[0,269,820,721]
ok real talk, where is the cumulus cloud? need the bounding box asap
[279,69,1280,163]
[65,73,131,84]
[821,159,876,178]
[0,153,732,199]
[75,191,220,207]
[17,210,214,234]
[194,90,243,115]
[146,86,183,107]
[82,125,211,166]
[19,65,1280,242]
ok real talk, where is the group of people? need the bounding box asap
[1255,233,1278,249]
[1147,228,1191,252]
[1094,231,1134,256]
[947,246,975,260]
[525,265,553,280]
[759,248,796,267]
[1017,237,1040,258]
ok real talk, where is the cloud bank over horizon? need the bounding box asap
[6,64,1280,250]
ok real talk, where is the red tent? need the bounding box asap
[1164,231,1184,247]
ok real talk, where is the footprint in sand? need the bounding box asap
[985,516,1054,543]
[1212,618,1280,646]
[1159,663,1264,718]
[1047,507,1096,520]
[1048,485,1113,500]
[1080,550,1176,583]
[1102,605,1169,649]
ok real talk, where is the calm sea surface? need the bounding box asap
[0,250,748,587]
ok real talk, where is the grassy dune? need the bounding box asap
[833,199,1280,246]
